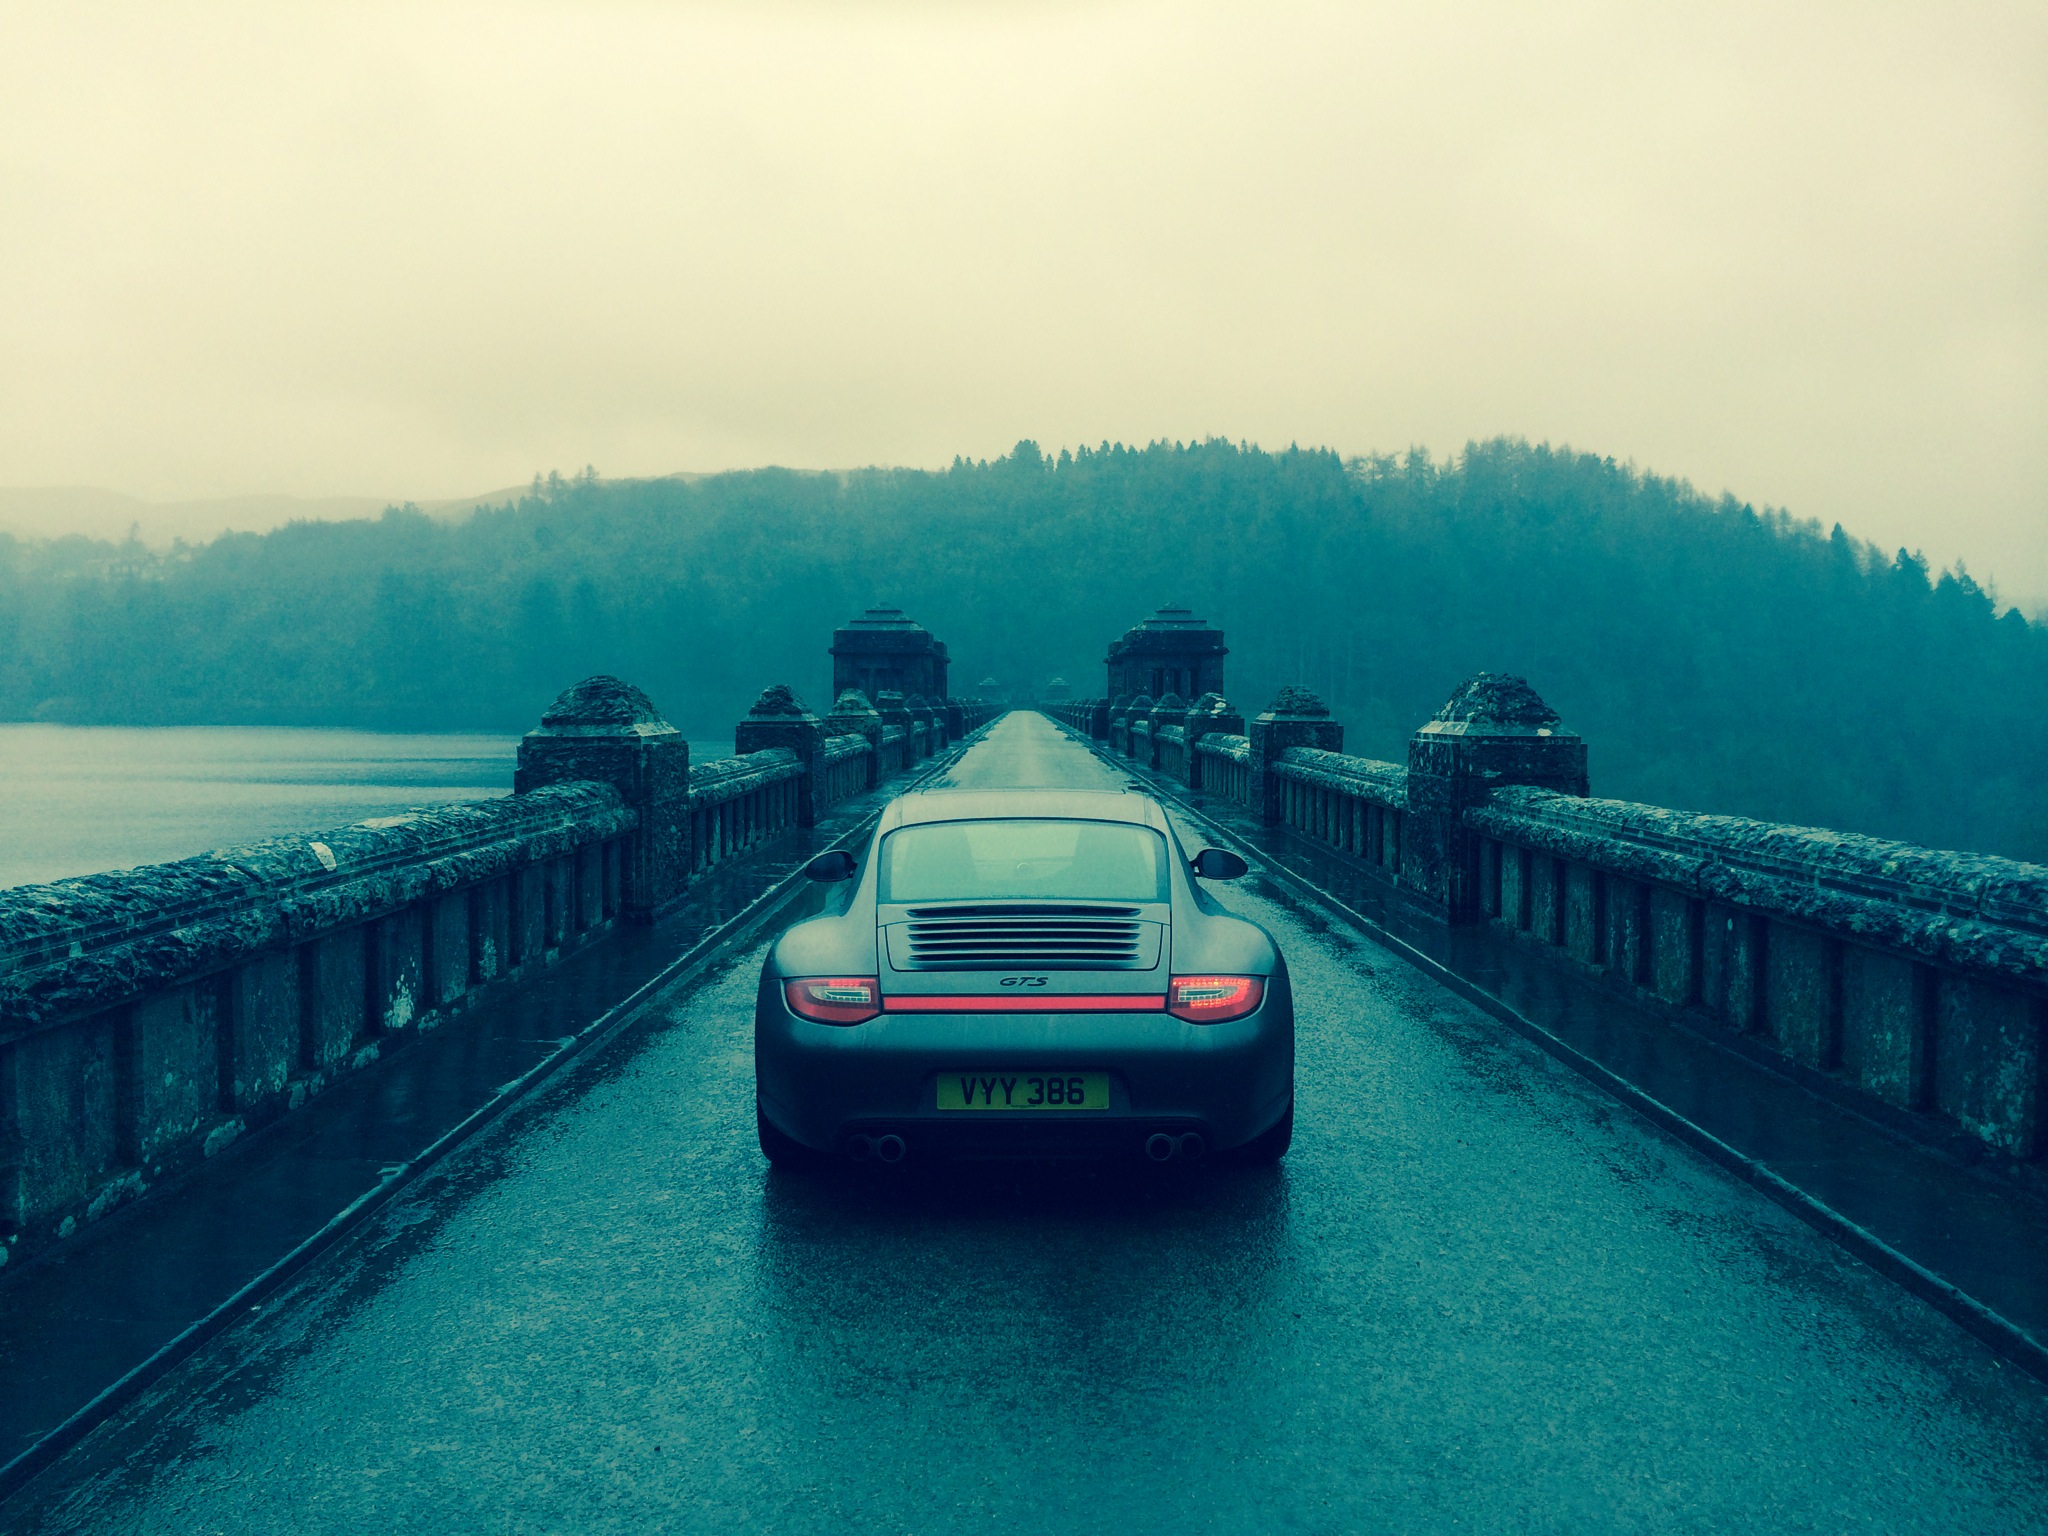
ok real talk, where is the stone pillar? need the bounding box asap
[943,700,966,741]
[1106,694,1133,753]
[1248,687,1343,825]
[1183,692,1245,790]
[735,684,827,827]
[514,676,689,921]
[825,690,884,789]
[1401,673,1588,923]
[907,694,943,752]
[1147,693,1187,770]
[1086,698,1111,740]
[1118,694,1153,757]
[875,690,913,767]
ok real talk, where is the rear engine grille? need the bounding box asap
[902,908,1148,969]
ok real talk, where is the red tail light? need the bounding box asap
[1167,975,1265,1023]
[784,977,881,1025]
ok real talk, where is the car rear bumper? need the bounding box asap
[753,971,1294,1159]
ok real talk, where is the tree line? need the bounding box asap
[1,438,2041,861]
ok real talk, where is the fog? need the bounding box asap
[1,1,2042,599]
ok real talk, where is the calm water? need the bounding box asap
[0,729,745,897]
[0,727,748,891]
[0,726,516,891]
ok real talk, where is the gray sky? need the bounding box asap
[3,1,2043,600]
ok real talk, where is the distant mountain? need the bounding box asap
[0,485,539,548]
[0,442,2041,861]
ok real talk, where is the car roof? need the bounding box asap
[879,788,1169,833]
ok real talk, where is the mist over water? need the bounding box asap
[0,726,514,889]
[0,727,758,889]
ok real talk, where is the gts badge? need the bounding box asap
[999,975,1050,988]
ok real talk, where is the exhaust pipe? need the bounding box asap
[846,1134,874,1161]
[1145,1133,1178,1163]
[1177,1132,1207,1162]
[874,1134,908,1164]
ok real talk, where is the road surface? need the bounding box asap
[12,713,2048,1534]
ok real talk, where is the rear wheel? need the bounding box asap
[757,1104,822,1168]
[1233,1098,1293,1165]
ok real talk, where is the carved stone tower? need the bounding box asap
[830,606,950,702]
[1104,604,1227,702]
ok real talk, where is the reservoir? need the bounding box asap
[0,725,730,890]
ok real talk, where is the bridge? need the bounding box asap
[1,605,2045,1529]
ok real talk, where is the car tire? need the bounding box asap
[1232,1097,1293,1164]
[757,1104,822,1168]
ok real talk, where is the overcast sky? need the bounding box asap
[2,2,2043,599]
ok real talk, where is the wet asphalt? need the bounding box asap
[9,714,2048,1534]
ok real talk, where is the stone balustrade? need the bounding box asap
[1267,747,1410,880]
[819,734,872,807]
[1154,723,1187,780]
[0,778,638,1269]
[1052,670,2048,1167]
[0,668,1004,1269]
[688,748,806,873]
[1194,732,1253,805]
[1465,787,2048,1157]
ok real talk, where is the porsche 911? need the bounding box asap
[754,789,1294,1166]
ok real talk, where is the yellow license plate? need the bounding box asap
[937,1072,1110,1111]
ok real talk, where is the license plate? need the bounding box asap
[936,1072,1110,1111]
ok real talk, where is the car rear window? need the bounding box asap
[878,819,1169,904]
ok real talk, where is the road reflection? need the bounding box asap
[750,1158,1300,1443]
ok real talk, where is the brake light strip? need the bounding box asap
[882,994,1167,1013]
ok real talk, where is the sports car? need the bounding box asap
[754,788,1294,1166]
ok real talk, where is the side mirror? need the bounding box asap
[803,849,859,883]
[1190,847,1248,881]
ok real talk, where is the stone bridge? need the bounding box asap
[1,604,2045,1530]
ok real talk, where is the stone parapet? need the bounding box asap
[686,749,808,875]
[1115,694,1153,758]
[907,695,943,754]
[0,638,993,1273]
[1468,788,2048,984]
[0,784,633,1040]
[688,748,804,807]
[1182,695,1245,778]
[874,690,914,768]
[1466,786,2048,1160]
[0,777,635,1267]
[1166,669,2047,1168]
[1196,732,1251,763]
[1146,694,1187,772]
[1273,747,1406,810]
[824,690,885,790]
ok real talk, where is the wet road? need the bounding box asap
[12,714,2048,1533]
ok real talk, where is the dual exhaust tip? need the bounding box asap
[1146,1132,1206,1163]
[846,1133,907,1164]
[846,1130,1206,1165]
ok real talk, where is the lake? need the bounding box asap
[0,726,734,891]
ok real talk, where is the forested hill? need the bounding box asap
[1,438,2043,862]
